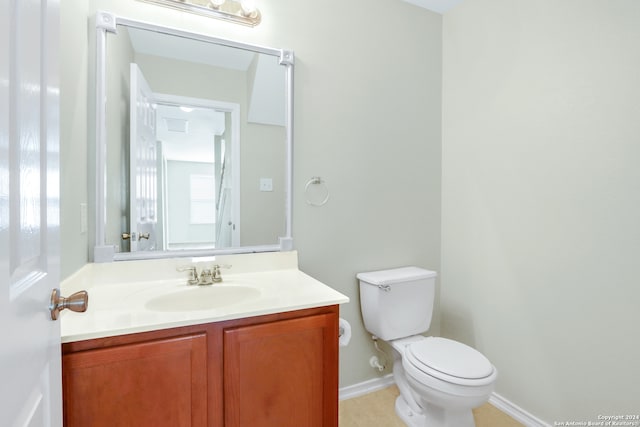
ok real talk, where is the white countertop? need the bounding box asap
[60,251,349,343]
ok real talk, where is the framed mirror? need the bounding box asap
[93,12,294,262]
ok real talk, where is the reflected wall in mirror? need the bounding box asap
[95,12,294,261]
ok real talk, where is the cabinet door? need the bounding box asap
[63,334,207,427]
[224,313,338,427]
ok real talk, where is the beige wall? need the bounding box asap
[59,0,442,389]
[60,0,90,278]
[442,0,640,422]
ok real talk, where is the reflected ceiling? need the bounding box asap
[402,0,465,14]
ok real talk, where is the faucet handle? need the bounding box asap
[212,264,232,274]
[177,266,199,285]
[211,264,231,282]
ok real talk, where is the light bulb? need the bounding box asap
[210,0,225,8]
[240,0,257,16]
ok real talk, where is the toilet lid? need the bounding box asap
[406,337,494,381]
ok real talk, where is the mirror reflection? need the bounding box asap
[104,24,288,254]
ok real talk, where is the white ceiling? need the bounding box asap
[403,0,465,14]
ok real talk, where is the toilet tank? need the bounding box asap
[358,267,437,341]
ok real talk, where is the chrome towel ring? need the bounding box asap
[304,176,330,207]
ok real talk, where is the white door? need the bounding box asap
[215,142,237,248]
[0,0,62,425]
[129,64,158,251]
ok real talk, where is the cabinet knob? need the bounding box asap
[50,289,89,320]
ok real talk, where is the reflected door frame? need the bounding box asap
[156,93,241,249]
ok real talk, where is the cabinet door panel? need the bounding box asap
[224,314,338,427]
[63,334,207,427]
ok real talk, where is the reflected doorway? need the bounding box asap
[155,96,241,251]
[129,67,240,252]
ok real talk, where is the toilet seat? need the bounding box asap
[404,337,496,387]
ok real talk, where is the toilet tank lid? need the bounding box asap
[357,267,437,286]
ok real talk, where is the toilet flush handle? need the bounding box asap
[378,284,391,292]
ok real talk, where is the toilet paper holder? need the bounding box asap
[338,318,352,347]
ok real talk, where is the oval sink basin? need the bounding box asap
[145,285,261,312]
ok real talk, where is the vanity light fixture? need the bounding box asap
[137,0,261,27]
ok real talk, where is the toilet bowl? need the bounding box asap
[358,267,497,427]
[391,335,497,427]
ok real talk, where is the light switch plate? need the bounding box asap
[80,203,88,233]
[260,178,273,192]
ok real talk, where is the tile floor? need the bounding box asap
[339,385,524,427]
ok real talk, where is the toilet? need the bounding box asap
[358,267,497,427]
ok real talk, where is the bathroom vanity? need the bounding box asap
[60,252,348,427]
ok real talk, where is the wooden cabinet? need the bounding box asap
[62,305,339,427]
[224,314,337,427]
[63,334,207,427]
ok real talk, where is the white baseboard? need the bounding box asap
[339,374,395,401]
[489,393,550,427]
[339,377,550,427]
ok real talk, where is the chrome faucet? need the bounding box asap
[177,264,232,285]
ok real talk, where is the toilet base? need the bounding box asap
[395,394,476,427]
[395,395,425,427]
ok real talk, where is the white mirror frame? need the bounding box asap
[93,11,294,262]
